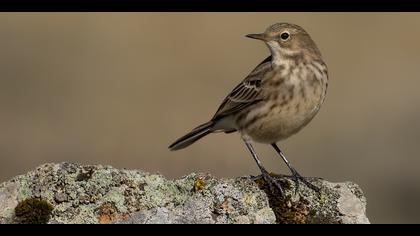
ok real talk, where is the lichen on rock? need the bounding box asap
[0,162,369,224]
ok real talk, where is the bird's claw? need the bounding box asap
[288,168,320,193]
[260,169,285,196]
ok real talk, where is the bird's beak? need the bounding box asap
[246,33,268,41]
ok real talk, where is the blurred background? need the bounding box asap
[0,13,419,223]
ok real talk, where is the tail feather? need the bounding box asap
[169,121,213,151]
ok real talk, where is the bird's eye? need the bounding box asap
[280,32,290,41]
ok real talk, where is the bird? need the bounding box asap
[169,23,328,196]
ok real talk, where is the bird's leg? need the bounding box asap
[271,143,320,193]
[242,138,284,196]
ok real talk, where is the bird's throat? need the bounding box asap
[267,41,303,67]
[267,41,283,67]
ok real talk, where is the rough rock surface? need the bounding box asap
[0,163,369,224]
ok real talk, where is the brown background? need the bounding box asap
[1,13,419,223]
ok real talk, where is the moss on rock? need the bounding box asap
[14,198,53,224]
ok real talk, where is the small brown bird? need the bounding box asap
[169,23,328,196]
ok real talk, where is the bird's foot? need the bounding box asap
[252,169,320,196]
[285,168,320,194]
[259,168,285,197]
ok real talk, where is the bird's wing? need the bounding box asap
[212,56,272,120]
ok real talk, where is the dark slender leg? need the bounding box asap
[271,143,320,193]
[242,138,284,196]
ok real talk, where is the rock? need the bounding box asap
[0,162,369,224]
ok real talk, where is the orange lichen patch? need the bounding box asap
[220,199,230,211]
[97,203,129,224]
[219,199,235,213]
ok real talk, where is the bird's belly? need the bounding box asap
[235,97,321,144]
[246,113,315,143]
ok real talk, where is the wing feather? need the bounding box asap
[211,56,272,120]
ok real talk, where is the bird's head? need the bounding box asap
[246,23,322,62]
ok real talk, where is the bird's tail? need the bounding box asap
[169,121,214,151]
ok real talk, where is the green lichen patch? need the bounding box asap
[14,198,54,224]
